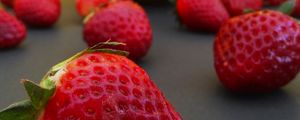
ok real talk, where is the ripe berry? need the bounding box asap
[83,1,153,60]
[176,0,230,32]
[14,0,61,27]
[214,10,300,93]
[0,9,26,49]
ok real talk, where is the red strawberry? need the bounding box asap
[0,9,26,49]
[266,0,287,6]
[0,0,14,7]
[0,43,182,120]
[76,0,109,17]
[14,0,61,27]
[176,0,230,32]
[83,1,152,60]
[221,0,263,16]
[214,10,300,93]
[76,0,131,17]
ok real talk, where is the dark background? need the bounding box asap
[1,1,300,120]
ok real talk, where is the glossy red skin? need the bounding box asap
[214,10,300,93]
[0,9,26,49]
[14,0,61,27]
[40,52,182,120]
[83,1,152,60]
[266,0,287,6]
[76,0,131,17]
[0,0,14,7]
[176,0,229,32]
[221,0,263,16]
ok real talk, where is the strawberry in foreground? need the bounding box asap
[0,42,182,120]
[176,0,230,32]
[221,0,263,16]
[0,8,26,49]
[76,0,131,17]
[214,10,300,93]
[84,1,152,60]
[14,0,61,27]
[0,0,14,7]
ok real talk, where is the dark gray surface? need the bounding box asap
[1,1,300,120]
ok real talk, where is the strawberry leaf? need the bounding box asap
[278,0,296,14]
[50,51,84,74]
[87,41,129,56]
[243,8,254,14]
[90,48,129,56]
[22,80,55,110]
[89,40,126,49]
[44,41,128,75]
[83,11,95,24]
[0,100,38,120]
[40,77,56,90]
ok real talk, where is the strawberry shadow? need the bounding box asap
[175,25,217,36]
[212,85,299,120]
[0,44,26,52]
[136,1,170,7]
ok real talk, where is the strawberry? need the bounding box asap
[0,8,26,49]
[0,42,182,120]
[176,0,230,32]
[214,10,300,93]
[83,1,152,60]
[0,0,14,7]
[76,0,131,17]
[76,0,109,17]
[14,0,61,27]
[221,0,263,16]
[266,0,287,6]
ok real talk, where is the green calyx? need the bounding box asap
[243,8,255,14]
[86,41,129,56]
[0,41,128,120]
[278,0,296,14]
[0,100,37,120]
[0,79,55,120]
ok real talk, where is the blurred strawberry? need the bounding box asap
[0,9,26,49]
[0,0,14,7]
[76,0,131,17]
[84,1,152,60]
[176,0,229,32]
[14,0,61,27]
[221,0,263,16]
[76,0,108,17]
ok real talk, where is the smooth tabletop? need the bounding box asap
[1,1,300,120]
